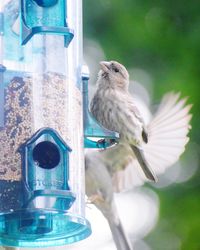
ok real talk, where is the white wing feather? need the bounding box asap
[144,92,192,175]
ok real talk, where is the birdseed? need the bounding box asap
[0,72,70,181]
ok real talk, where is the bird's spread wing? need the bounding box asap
[101,92,192,192]
[143,92,192,175]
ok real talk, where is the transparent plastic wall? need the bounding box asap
[0,0,91,247]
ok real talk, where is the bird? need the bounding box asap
[86,61,192,249]
[90,61,192,184]
[85,152,133,250]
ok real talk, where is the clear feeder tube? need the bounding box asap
[0,0,91,247]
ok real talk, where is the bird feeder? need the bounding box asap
[0,0,91,247]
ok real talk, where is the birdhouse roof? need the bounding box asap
[24,127,72,152]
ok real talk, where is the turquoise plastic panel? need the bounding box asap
[21,0,74,46]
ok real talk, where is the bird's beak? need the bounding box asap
[100,61,110,73]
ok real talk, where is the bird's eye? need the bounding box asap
[114,68,119,73]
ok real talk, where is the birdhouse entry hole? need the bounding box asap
[32,141,60,169]
[33,0,58,7]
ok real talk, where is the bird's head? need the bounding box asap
[98,61,129,90]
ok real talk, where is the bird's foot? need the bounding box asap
[97,138,117,148]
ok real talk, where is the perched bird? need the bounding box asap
[86,61,192,250]
[90,61,192,183]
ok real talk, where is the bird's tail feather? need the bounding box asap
[106,202,133,250]
[130,145,157,182]
[108,219,133,250]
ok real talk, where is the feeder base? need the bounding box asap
[0,209,91,247]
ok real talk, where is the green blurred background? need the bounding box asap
[83,0,200,249]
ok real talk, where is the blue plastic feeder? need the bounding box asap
[0,0,91,247]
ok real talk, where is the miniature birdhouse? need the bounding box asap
[0,0,91,247]
[20,128,75,210]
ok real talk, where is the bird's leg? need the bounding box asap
[97,139,107,148]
